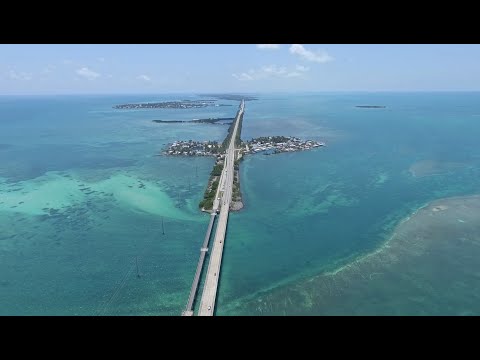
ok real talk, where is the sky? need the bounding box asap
[1,44,480,95]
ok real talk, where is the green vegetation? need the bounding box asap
[220,102,244,151]
[211,178,219,192]
[165,140,221,156]
[199,176,219,210]
[200,197,214,210]
[250,136,291,144]
[211,164,223,176]
[220,121,234,151]
[232,154,244,202]
[114,100,216,109]
[232,169,241,201]
[235,113,243,147]
[232,182,240,201]
[198,100,245,211]
[234,158,240,170]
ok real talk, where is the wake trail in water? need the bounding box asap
[95,258,136,316]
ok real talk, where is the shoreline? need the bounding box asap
[230,200,244,211]
[230,164,244,212]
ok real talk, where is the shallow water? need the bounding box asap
[223,195,480,315]
[1,92,480,315]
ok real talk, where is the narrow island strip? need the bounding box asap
[152,117,234,125]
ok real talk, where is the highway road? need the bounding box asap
[198,100,244,316]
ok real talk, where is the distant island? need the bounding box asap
[355,105,386,108]
[247,136,325,154]
[163,140,222,157]
[162,136,325,157]
[113,100,232,110]
[199,94,258,101]
[152,117,234,125]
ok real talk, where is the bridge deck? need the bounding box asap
[182,212,216,315]
[198,100,244,316]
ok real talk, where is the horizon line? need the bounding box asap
[2,90,480,96]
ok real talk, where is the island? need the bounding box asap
[152,117,234,125]
[162,136,325,158]
[113,100,232,109]
[246,136,325,154]
[161,134,325,212]
[163,140,223,156]
[355,105,386,108]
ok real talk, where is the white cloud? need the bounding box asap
[8,70,32,81]
[136,74,151,81]
[286,72,302,78]
[76,67,100,80]
[289,44,333,63]
[256,44,280,50]
[233,64,307,81]
[63,59,73,65]
[232,72,254,81]
[261,65,287,75]
[295,64,309,72]
[97,57,105,62]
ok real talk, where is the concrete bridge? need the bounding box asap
[182,100,244,316]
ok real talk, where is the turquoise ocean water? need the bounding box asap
[1,92,480,315]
